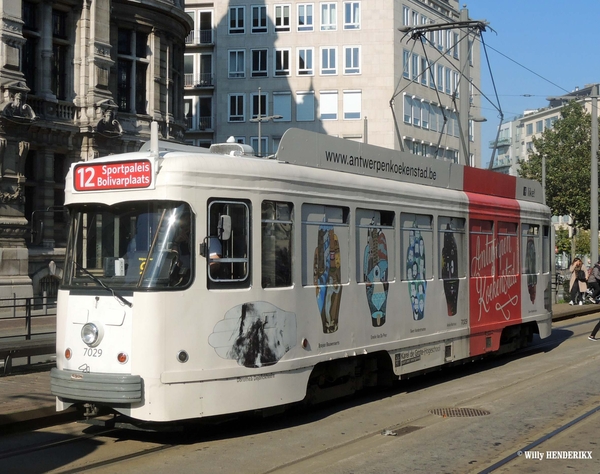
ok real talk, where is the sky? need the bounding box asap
[465,1,600,167]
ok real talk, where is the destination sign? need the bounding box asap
[73,160,153,192]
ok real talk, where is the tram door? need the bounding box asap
[206,200,250,288]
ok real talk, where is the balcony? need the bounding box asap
[186,115,213,131]
[184,73,214,88]
[185,29,214,45]
[489,137,511,148]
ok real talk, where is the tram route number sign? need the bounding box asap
[74,160,153,191]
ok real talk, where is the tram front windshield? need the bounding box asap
[63,201,193,290]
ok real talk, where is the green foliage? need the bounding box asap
[518,101,597,229]
[575,229,590,255]
[555,227,571,254]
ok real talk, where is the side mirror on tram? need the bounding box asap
[218,215,232,241]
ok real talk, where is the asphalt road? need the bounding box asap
[2,311,600,473]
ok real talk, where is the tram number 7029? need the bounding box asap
[83,348,103,357]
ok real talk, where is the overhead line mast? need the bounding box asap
[399,9,488,167]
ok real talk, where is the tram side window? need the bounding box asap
[522,223,539,276]
[469,219,494,277]
[301,204,349,287]
[522,223,539,304]
[356,209,395,283]
[497,221,518,276]
[207,200,250,286]
[438,216,466,280]
[542,225,550,274]
[261,201,293,288]
[400,213,433,281]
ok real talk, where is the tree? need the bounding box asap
[555,227,571,255]
[518,101,597,229]
[575,229,590,256]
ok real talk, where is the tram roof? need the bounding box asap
[69,128,544,206]
[276,129,543,205]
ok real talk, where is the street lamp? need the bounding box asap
[547,85,599,264]
[467,115,487,167]
[249,87,282,157]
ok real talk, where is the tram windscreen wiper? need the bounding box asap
[72,260,133,308]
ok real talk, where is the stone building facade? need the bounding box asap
[0,0,191,299]
[183,0,482,164]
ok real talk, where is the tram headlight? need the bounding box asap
[81,322,104,347]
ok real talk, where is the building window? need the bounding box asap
[321,3,337,31]
[320,90,338,120]
[229,6,245,34]
[453,32,459,59]
[252,5,267,33]
[22,1,39,94]
[275,4,291,32]
[412,99,421,127]
[251,92,268,118]
[411,53,419,82]
[184,98,194,129]
[321,47,337,75]
[199,97,212,130]
[403,50,410,79]
[422,102,430,129]
[536,120,543,133]
[343,90,361,120]
[229,93,244,122]
[402,6,409,26]
[526,123,533,136]
[185,11,195,44]
[229,50,245,78]
[437,65,444,92]
[275,49,291,76]
[420,57,427,85]
[274,92,292,121]
[403,94,412,124]
[344,46,360,74]
[445,68,451,95]
[198,10,213,44]
[184,55,193,86]
[251,49,268,77]
[251,136,268,156]
[296,91,315,121]
[343,2,360,30]
[298,3,314,31]
[117,29,149,114]
[183,54,213,87]
[297,47,314,75]
[52,9,69,100]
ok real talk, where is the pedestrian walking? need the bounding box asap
[569,257,587,306]
[587,260,600,304]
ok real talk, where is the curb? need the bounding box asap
[553,306,600,322]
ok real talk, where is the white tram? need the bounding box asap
[51,126,552,423]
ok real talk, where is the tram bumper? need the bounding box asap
[50,368,143,405]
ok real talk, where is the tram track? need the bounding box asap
[477,403,600,473]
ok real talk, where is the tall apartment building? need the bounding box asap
[184,0,482,164]
[490,84,597,176]
[0,1,191,298]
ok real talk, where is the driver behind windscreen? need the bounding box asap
[170,212,192,285]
